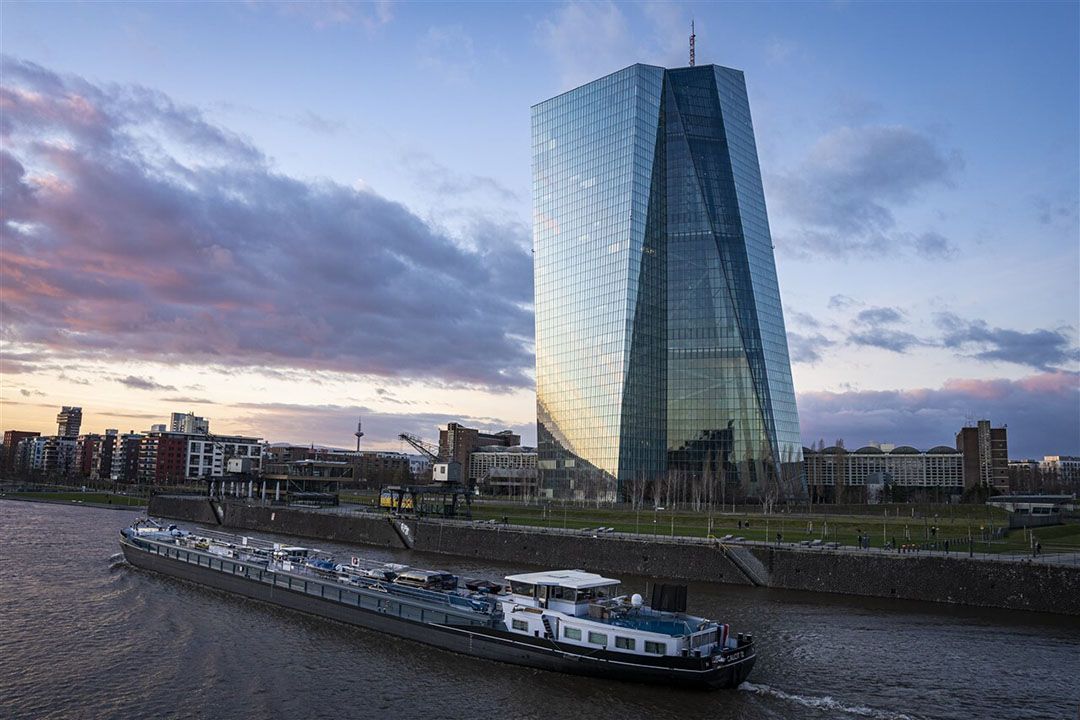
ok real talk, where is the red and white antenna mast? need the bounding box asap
[689,20,696,67]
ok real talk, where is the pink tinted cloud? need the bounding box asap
[0,57,534,389]
[798,371,1080,457]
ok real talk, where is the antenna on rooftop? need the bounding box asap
[689,20,696,67]
[354,416,365,453]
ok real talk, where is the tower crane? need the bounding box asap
[398,433,440,462]
[396,432,470,518]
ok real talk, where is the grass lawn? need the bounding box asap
[353,497,1077,556]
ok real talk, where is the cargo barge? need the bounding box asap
[120,519,756,689]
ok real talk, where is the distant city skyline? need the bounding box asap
[1,2,1077,458]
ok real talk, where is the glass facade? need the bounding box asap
[532,64,802,500]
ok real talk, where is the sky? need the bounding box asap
[1,1,1077,459]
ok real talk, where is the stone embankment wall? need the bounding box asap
[148,496,1080,615]
[751,547,1080,615]
[149,495,219,525]
[224,503,403,548]
[406,518,754,586]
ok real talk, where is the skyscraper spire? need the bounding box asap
[689,20,696,67]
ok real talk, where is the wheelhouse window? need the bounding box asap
[587,631,607,645]
[511,619,528,632]
[644,641,665,654]
[549,586,580,601]
[510,581,535,596]
[615,636,635,650]
[563,627,582,640]
[591,584,620,600]
[569,584,621,602]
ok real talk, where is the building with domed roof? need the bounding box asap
[803,443,963,503]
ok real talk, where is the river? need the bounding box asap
[1,500,1077,720]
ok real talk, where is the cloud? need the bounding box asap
[537,3,634,90]
[912,231,956,259]
[771,125,961,258]
[213,100,347,136]
[161,396,215,404]
[1032,193,1079,228]
[536,2,685,91]
[788,332,835,365]
[295,111,345,136]
[854,306,903,325]
[847,329,924,353]
[230,401,535,449]
[788,310,822,330]
[0,398,54,408]
[0,351,41,374]
[98,411,162,421]
[798,371,1080,458]
[936,313,1080,372]
[827,294,861,310]
[117,375,177,391]
[1,56,534,390]
[373,387,414,406]
[19,388,44,397]
[401,150,520,205]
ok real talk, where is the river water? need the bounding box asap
[1,500,1077,720]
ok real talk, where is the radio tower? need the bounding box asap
[354,416,365,453]
[689,20,695,67]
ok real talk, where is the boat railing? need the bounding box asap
[601,615,694,636]
[133,534,496,618]
[190,528,279,551]
[340,573,494,613]
[267,556,495,613]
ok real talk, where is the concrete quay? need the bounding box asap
[148,495,1080,616]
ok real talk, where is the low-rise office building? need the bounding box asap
[1040,456,1080,489]
[185,435,263,480]
[468,446,538,495]
[263,444,409,487]
[439,423,521,474]
[804,445,963,502]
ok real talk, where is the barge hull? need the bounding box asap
[121,540,753,689]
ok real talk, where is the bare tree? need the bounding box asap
[627,470,649,510]
[650,472,663,510]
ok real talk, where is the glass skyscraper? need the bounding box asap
[532,63,802,500]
